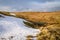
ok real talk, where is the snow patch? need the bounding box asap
[10,13,16,16]
[0,15,40,40]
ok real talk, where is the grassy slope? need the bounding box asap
[0,11,60,23]
[0,11,60,40]
[14,11,60,23]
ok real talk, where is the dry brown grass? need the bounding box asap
[12,11,60,23]
[0,11,60,40]
[0,11,60,23]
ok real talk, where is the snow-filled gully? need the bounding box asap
[0,15,40,40]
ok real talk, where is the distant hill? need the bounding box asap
[0,11,60,23]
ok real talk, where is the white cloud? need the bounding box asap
[21,1,60,12]
[0,1,60,12]
[0,6,10,11]
[0,6,17,12]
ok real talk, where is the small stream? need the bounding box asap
[0,14,40,40]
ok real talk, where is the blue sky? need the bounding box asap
[0,0,60,12]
